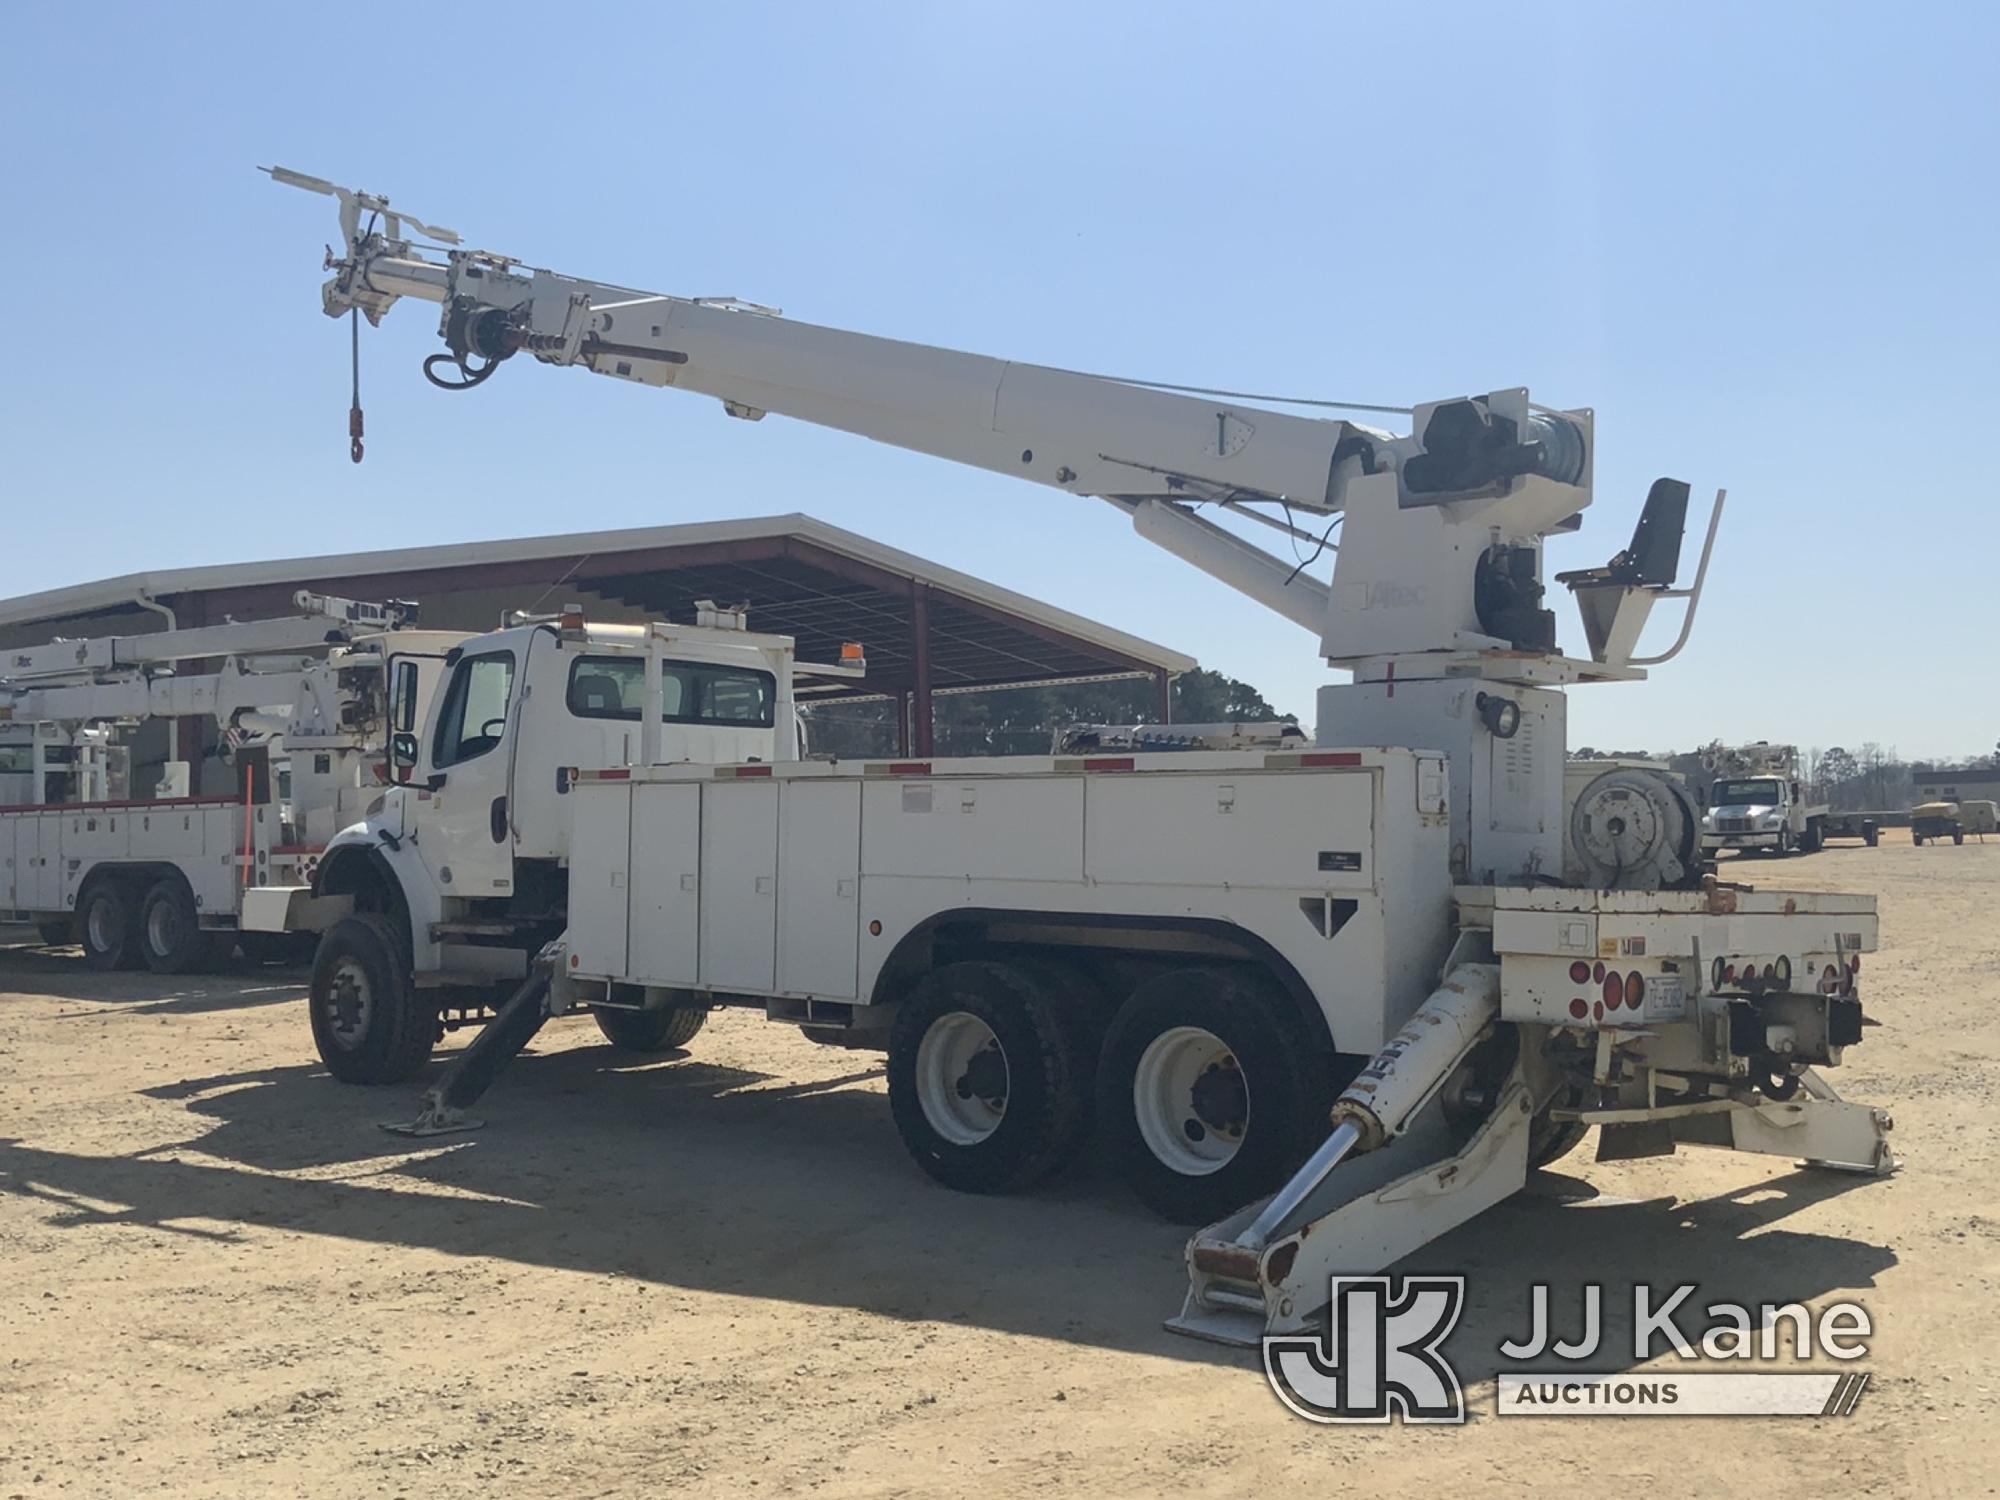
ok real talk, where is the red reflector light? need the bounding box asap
[885,762,932,776]
[1849,956,1861,973]
[1592,962,1606,983]
[736,764,773,778]
[1722,963,1736,984]
[1624,971,1645,1008]
[1085,757,1136,773]
[1568,998,1589,1019]
[1300,752,1363,767]
[1593,1001,1604,1022]
[1602,974,1622,1010]
[1569,961,1592,984]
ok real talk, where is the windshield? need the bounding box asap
[1712,778,1782,806]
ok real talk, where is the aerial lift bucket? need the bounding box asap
[1166,964,1534,1347]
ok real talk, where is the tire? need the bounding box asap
[1776,829,1795,857]
[1864,825,1879,847]
[308,913,436,1084]
[79,879,141,971]
[1096,966,1329,1225]
[1528,1111,1591,1169]
[887,960,1090,1195]
[1953,826,1966,845]
[138,878,214,974]
[1001,955,1109,1175]
[593,1003,707,1052]
[1800,821,1823,854]
[34,918,72,947]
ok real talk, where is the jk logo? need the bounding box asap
[1263,1276,1467,1424]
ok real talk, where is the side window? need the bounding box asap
[391,659,421,734]
[432,653,516,769]
[566,655,775,728]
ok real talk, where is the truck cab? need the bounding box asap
[292,610,803,1019]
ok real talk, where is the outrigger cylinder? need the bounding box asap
[1239,965,1500,1250]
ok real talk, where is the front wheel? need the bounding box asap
[593,1003,707,1052]
[309,914,436,1084]
[1096,968,1330,1224]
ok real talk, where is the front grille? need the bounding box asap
[1720,817,1752,833]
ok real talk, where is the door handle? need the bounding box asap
[753,875,775,895]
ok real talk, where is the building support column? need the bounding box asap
[911,585,934,758]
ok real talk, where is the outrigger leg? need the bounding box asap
[1168,963,1531,1347]
[382,950,556,1138]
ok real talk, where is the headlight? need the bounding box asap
[1759,814,1784,829]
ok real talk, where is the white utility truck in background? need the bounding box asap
[1698,741,1847,856]
[1,593,459,970]
[266,170,1896,1346]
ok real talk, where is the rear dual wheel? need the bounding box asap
[594,1003,708,1052]
[887,960,1093,1195]
[138,879,213,974]
[80,880,141,971]
[1096,968,1331,1224]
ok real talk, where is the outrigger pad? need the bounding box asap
[380,1107,484,1138]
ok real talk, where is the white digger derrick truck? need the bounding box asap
[1,592,460,971]
[267,171,1896,1345]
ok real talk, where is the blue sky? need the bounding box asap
[2,2,1994,759]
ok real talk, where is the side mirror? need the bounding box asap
[390,732,419,783]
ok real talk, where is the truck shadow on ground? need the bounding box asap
[0,946,307,1016]
[0,1028,1899,1369]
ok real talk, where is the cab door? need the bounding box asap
[420,645,522,898]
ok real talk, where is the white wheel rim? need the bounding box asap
[87,898,118,952]
[914,1011,1008,1146]
[323,956,374,1049]
[1133,1026,1247,1176]
[146,901,178,956]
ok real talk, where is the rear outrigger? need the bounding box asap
[262,171,1898,1341]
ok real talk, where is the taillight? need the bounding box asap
[1602,973,1623,1010]
[1568,998,1589,1020]
[1624,971,1645,1008]
[1593,961,1607,983]
[1569,960,1592,985]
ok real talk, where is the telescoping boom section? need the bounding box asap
[264,173,1890,1342]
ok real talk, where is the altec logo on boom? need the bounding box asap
[1264,1277,1875,1423]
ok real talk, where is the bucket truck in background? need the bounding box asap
[1,593,460,970]
[264,171,1895,1346]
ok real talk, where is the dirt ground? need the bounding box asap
[2,833,1996,1498]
